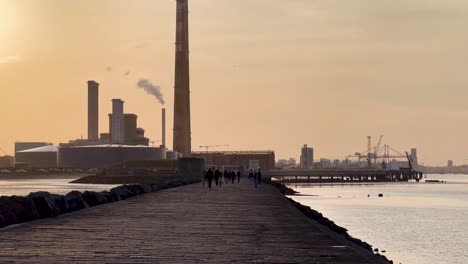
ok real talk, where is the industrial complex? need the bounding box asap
[0,0,274,174]
[0,0,434,182]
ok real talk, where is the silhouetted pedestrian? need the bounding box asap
[253,170,258,189]
[202,169,207,187]
[231,171,236,184]
[248,170,254,185]
[224,170,229,184]
[214,169,222,187]
[257,168,262,185]
[205,168,214,189]
[237,171,241,182]
[214,169,223,186]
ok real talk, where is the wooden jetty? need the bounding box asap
[0,180,389,263]
[265,168,424,183]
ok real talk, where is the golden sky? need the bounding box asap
[1,0,468,165]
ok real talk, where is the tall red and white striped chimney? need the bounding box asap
[173,0,191,157]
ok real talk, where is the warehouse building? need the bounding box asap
[58,145,166,169]
[15,145,58,168]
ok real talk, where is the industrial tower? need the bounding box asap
[173,0,192,157]
[87,81,99,141]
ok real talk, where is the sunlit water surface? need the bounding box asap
[0,175,117,196]
[289,174,468,264]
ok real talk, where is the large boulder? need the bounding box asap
[27,192,61,218]
[137,184,153,193]
[65,191,89,212]
[110,186,134,201]
[151,184,162,192]
[126,185,145,195]
[0,196,40,227]
[50,194,69,214]
[100,191,116,203]
[82,191,109,207]
[167,180,183,188]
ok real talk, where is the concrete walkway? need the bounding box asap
[0,180,384,263]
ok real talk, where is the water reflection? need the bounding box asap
[289,174,468,264]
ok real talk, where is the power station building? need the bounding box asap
[57,79,168,169]
[15,142,52,154]
[15,145,58,168]
[111,99,125,144]
[64,81,151,148]
[107,114,150,146]
[58,145,166,169]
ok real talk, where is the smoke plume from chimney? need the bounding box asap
[137,79,165,105]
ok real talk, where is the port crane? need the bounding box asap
[199,145,230,152]
[347,136,410,165]
[0,146,8,156]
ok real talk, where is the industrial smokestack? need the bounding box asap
[162,108,166,148]
[87,81,99,141]
[173,0,192,157]
[111,99,125,144]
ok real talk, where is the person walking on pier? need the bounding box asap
[248,170,254,185]
[237,170,241,182]
[253,170,258,189]
[257,168,262,186]
[224,170,229,184]
[214,169,222,187]
[202,169,207,187]
[230,171,236,184]
[205,168,214,189]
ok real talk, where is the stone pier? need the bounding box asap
[0,180,388,263]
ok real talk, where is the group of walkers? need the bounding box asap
[248,169,262,190]
[204,168,241,189]
[203,167,263,190]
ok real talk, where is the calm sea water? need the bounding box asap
[289,174,468,264]
[0,175,117,196]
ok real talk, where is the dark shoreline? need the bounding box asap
[0,173,91,180]
[270,181,393,264]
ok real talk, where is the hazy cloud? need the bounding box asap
[106,66,112,72]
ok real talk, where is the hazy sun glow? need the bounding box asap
[0,2,17,50]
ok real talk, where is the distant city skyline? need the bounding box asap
[1,0,468,165]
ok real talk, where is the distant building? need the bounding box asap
[109,114,150,146]
[15,142,51,154]
[277,158,298,169]
[192,151,275,172]
[15,145,58,168]
[111,99,125,144]
[410,148,418,165]
[87,81,99,141]
[448,160,454,168]
[289,158,297,166]
[64,103,150,147]
[300,144,314,169]
[277,159,288,167]
[0,156,14,168]
[58,145,166,169]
